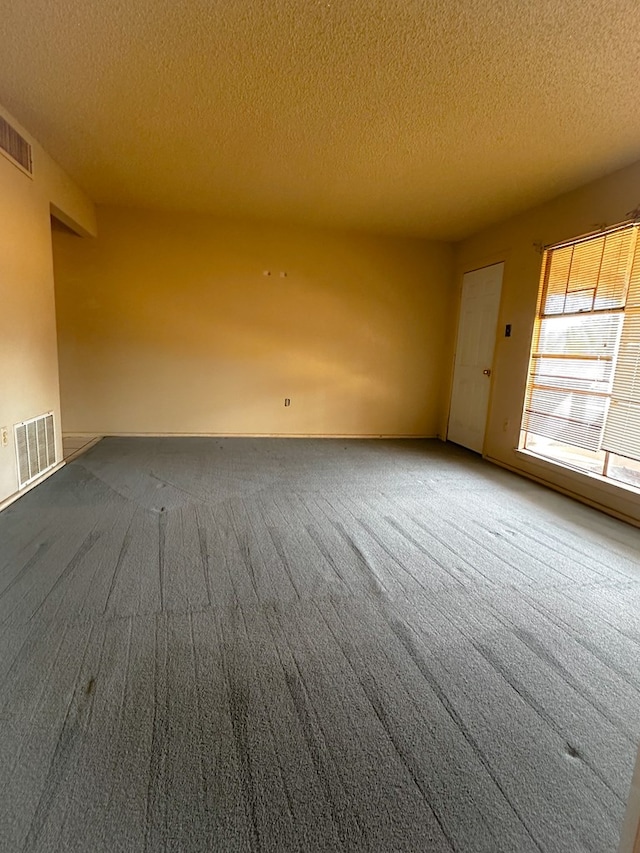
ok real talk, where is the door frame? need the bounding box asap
[445,260,505,454]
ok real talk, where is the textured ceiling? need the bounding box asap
[1,0,640,239]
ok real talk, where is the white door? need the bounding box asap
[448,262,504,453]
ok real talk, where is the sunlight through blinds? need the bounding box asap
[602,248,640,460]
[523,225,638,457]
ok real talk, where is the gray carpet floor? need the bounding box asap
[1,437,639,853]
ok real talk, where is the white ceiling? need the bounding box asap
[1,0,640,239]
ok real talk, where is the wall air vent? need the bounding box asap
[15,413,56,489]
[0,115,33,174]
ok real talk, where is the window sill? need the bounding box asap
[514,447,640,500]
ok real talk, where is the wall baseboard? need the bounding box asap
[62,436,102,463]
[91,432,439,439]
[0,461,65,514]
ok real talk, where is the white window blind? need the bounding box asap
[522,224,640,466]
[602,251,640,459]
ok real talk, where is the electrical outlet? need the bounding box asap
[1,427,8,447]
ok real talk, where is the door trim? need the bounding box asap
[446,261,505,454]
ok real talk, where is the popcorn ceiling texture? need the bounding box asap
[1,0,639,238]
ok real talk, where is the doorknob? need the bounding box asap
[483,369,492,376]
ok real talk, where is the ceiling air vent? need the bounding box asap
[0,115,33,174]
[15,413,56,489]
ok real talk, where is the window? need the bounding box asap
[520,224,640,490]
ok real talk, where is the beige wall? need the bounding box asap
[0,104,95,506]
[455,158,640,525]
[53,207,454,438]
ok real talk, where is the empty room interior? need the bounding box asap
[1,2,640,851]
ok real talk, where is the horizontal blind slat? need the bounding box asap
[602,309,640,459]
[543,245,573,314]
[594,229,634,310]
[627,244,640,308]
[537,314,622,356]
[602,402,640,460]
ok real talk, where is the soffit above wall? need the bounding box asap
[1,0,639,240]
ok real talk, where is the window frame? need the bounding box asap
[519,222,640,493]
